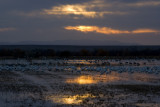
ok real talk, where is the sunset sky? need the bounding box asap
[0,0,160,45]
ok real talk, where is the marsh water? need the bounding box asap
[0,59,160,107]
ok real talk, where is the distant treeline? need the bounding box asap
[0,48,160,59]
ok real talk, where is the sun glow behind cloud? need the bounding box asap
[17,0,160,19]
[42,4,116,18]
[15,0,160,19]
[65,26,160,35]
[43,5,99,18]
[42,0,126,18]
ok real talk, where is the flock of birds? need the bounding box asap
[0,59,160,74]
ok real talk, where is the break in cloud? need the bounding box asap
[0,28,16,32]
[65,26,160,35]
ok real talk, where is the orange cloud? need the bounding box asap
[65,26,160,35]
[132,29,160,34]
[0,28,16,32]
[65,26,130,34]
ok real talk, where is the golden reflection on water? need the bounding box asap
[67,60,92,65]
[66,72,158,85]
[66,74,121,85]
[47,94,95,105]
[66,75,98,84]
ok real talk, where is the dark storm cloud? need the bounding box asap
[0,0,90,11]
[0,0,160,45]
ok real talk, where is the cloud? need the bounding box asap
[16,0,160,19]
[64,26,160,35]
[11,0,160,19]
[102,0,160,7]
[0,28,16,32]
[42,4,101,18]
[127,1,160,7]
[132,29,160,34]
[41,0,126,18]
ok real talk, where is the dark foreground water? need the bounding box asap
[0,59,160,107]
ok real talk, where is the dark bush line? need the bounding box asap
[0,48,160,59]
